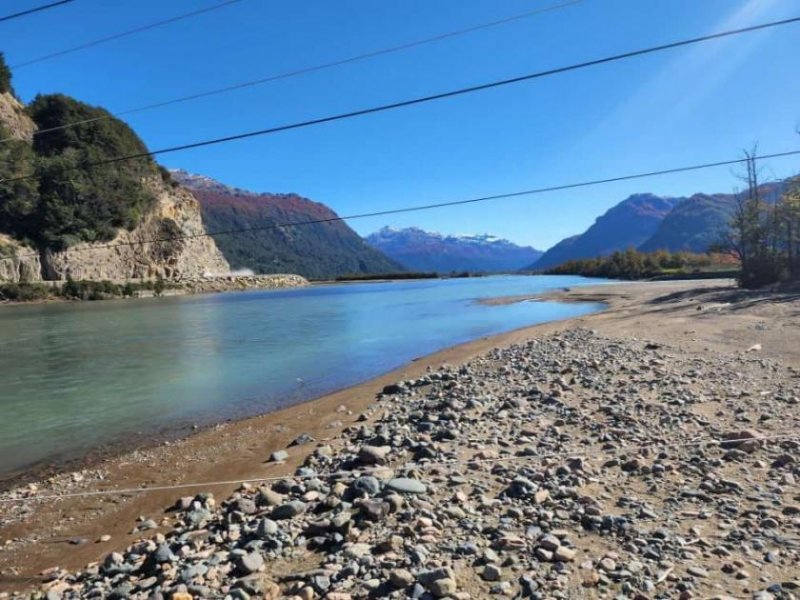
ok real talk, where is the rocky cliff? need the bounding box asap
[37,177,230,282]
[0,91,34,141]
[0,87,230,283]
[0,234,41,282]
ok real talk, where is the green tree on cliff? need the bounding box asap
[0,53,13,95]
[0,124,39,242]
[0,88,161,250]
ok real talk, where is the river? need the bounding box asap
[0,275,610,476]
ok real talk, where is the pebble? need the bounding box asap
[385,478,427,494]
[9,329,799,600]
[269,449,289,462]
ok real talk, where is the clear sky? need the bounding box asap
[2,0,799,250]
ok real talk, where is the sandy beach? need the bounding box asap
[1,278,799,598]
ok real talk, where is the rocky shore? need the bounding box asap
[0,281,798,599]
[175,274,309,295]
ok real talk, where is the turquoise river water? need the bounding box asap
[0,275,610,476]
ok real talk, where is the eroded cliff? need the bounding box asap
[0,89,231,283]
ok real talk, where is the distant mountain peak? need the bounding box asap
[530,193,680,270]
[528,182,787,271]
[366,226,542,273]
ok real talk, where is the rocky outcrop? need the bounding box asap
[179,274,308,295]
[0,92,35,141]
[0,91,232,284]
[0,235,41,283]
[38,178,231,282]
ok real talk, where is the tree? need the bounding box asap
[775,181,800,278]
[0,53,13,96]
[0,124,39,242]
[0,94,160,250]
[724,149,779,288]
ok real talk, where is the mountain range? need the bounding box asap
[172,170,403,280]
[529,183,787,270]
[365,227,542,273]
[532,194,679,270]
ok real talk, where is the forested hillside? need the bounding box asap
[531,194,678,269]
[173,171,403,280]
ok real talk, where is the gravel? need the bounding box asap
[3,328,799,599]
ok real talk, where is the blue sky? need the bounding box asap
[2,0,799,250]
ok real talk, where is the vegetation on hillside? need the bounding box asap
[194,188,404,280]
[531,195,678,270]
[0,57,160,251]
[639,194,735,253]
[0,52,12,95]
[332,272,439,282]
[0,278,174,302]
[720,151,800,288]
[544,248,738,280]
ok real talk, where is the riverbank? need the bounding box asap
[1,279,799,598]
[0,274,308,304]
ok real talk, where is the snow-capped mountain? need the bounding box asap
[365,227,543,273]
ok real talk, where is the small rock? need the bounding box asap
[270,450,289,462]
[385,478,426,494]
[389,569,414,588]
[358,445,390,465]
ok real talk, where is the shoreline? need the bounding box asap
[0,283,609,489]
[0,282,623,588]
[0,274,308,306]
[2,277,799,593]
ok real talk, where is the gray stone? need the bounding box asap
[256,518,278,537]
[351,476,381,496]
[482,564,502,581]
[358,445,390,465]
[389,569,414,588]
[271,500,306,520]
[385,478,427,495]
[237,551,264,575]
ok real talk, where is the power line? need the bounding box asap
[10,0,244,69]
[1,0,586,144]
[1,148,798,264]
[2,13,798,179]
[0,0,74,24]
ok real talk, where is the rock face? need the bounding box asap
[0,103,231,283]
[37,177,230,282]
[0,235,41,283]
[0,92,35,141]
